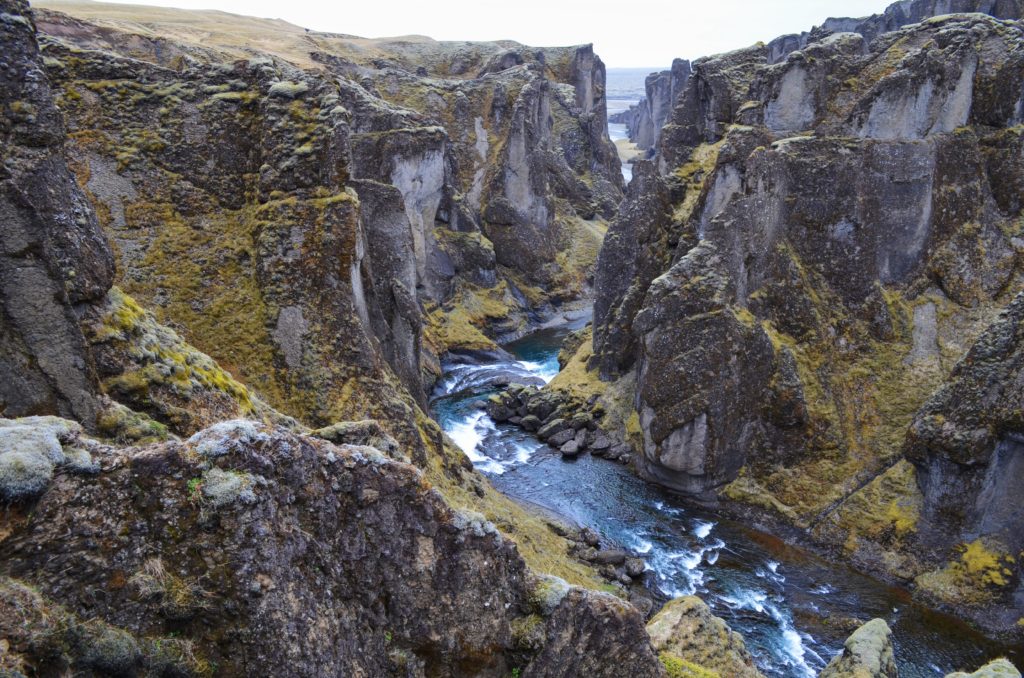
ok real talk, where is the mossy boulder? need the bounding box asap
[645,596,764,678]
[820,618,897,678]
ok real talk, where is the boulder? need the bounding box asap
[820,619,898,678]
[538,418,570,440]
[646,596,765,678]
[560,440,581,457]
[946,659,1022,678]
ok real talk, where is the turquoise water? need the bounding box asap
[430,325,1023,678]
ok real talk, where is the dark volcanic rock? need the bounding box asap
[0,419,663,677]
[0,0,114,426]
[591,0,1024,637]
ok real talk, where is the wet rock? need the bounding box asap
[548,429,576,448]
[559,440,581,457]
[521,415,542,432]
[588,432,612,451]
[591,549,628,566]
[625,558,646,578]
[570,412,592,430]
[646,596,765,678]
[946,659,1022,678]
[538,418,570,440]
[580,528,602,548]
[820,618,897,678]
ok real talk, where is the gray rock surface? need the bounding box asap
[0,0,114,426]
[820,619,898,678]
[0,419,664,676]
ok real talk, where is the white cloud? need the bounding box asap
[94,0,895,67]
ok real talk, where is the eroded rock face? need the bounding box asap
[0,419,663,676]
[0,0,114,426]
[591,4,1024,637]
[902,293,1024,629]
[614,59,692,151]
[32,2,622,391]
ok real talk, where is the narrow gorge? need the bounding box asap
[1,0,1023,676]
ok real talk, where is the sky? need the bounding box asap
[99,0,896,67]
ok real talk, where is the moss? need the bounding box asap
[547,328,604,403]
[672,139,727,225]
[0,576,213,676]
[424,280,521,354]
[96,400,169,444]
[74,620,142,675]
[659,652,721,678]
[199,467,258,509]
[87,288,263,434]
[0,450,54,501]
[510,614,545,651]
[916,539,1018,607]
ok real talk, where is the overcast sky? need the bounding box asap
[100,0,895,67]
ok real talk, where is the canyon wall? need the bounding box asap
[586,3,1024,637]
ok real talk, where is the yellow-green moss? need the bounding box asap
[424,280,523,355]
[659,652,721,678]
[916,539,1018,607]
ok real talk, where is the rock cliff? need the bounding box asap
[34,0,622,372]
[585,1,1024,638]
[619,0,1024,156]
[0,417,664,677]
[0,4,668,674]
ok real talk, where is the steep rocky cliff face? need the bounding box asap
[586,3,1024,637]
[0,1,113,426]
[618,0,1024,156]
[0,4,671,674]
[610,59,691,152]
[34,0,622,372]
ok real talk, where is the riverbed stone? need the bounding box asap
[538,418,570,440]
[560,440,581,456]
[946,659,1022,678]
[592,550,628,566]
[820,618,897,678]
[625,558,646,578]
[580,528,601,547]
[588,432,612,451]
[521,415,542,432]
[548,429,576,447]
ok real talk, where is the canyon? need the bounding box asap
[1,0,1023,675]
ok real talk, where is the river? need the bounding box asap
[430,321,1022,678]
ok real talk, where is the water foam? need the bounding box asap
[449,412,505,475]
[693,520,715,539]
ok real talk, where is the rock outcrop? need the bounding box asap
[0,417,664,677]
[584,0,1024,637]
[947,659,1023,677]
[614,59,691,151]
[0,0,114,426]
[645,596,764,678]
[34,0,622,370]
[820,619,898,678]
[0,3,672,675]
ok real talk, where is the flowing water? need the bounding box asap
[431,323,1023,678]
[606,67,651,183]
